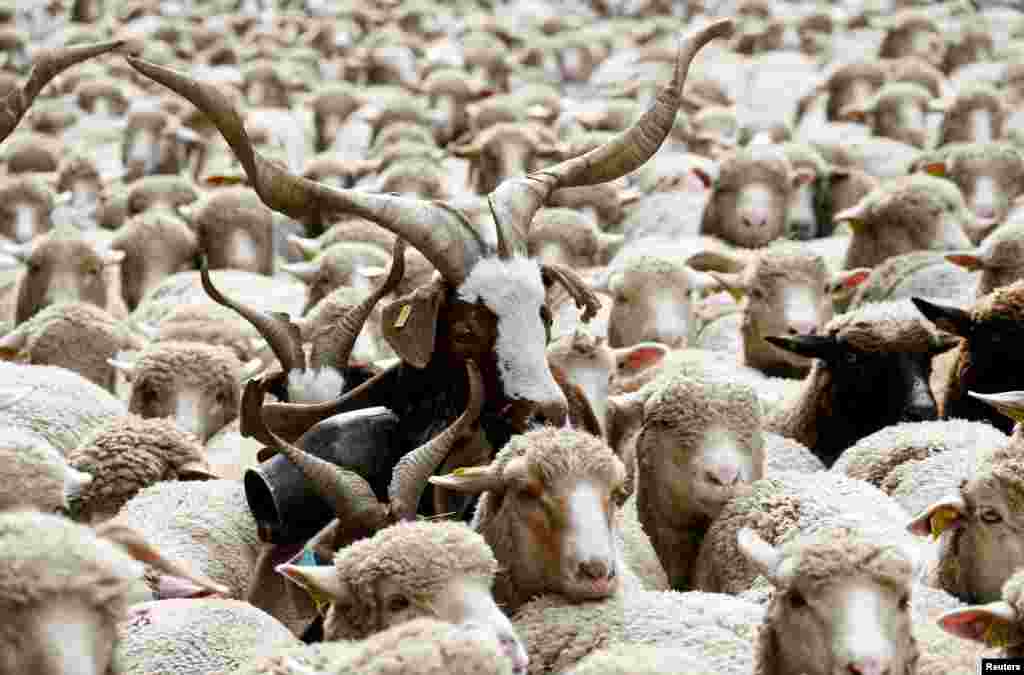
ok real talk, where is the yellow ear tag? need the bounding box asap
[923,162,947,178]
[306,586,332,617]
[930,506,960,540]
[845,218,865,234]
[724,286,744,303]
[453,466,487,477]
[984,619,1013,648]
[394,304,412,329]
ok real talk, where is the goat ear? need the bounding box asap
[907,496,967,539]
[428,464,504,494]
[381,281,446,369]
[911,297,972,337]
[937,602,1023,647]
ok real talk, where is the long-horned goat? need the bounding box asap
[125,19,735,461]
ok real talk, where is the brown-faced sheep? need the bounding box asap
[945,221,1024,298]
[833,174,974,271]
[839,82,933,149]
[526,208,623,269]
[878,10,946,70]
[281,241,394,316]
[182,187,274,276]
[0,174,54,243]
[699,145,815,249]
[109,211,199,310]
[934,83,1007,148]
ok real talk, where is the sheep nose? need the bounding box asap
[742,211,768,229]
[577,558,613,582]
[705,463,739,487]
[847,658,888,675]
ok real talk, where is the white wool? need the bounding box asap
[457,256,564,406]
[287,367,346,404]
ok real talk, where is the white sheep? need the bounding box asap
[0,426,92,513]
[112,599,300,675]
[0,361,126,454]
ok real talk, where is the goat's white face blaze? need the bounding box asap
[562,481,618,598]
[457,256,567,421]
[971,108,994,143]
[426,576,529,673]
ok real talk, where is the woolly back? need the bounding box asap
[825,299,939,354]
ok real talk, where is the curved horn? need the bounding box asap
[257,396,391,532]
[388,359,484,521]
[239,375,278,449]
[541,263,602,323]
[311,238,407,371]
[1,40,126,143]
[487,19,734,254]
[126,56,485,285]
[199,256,305,376]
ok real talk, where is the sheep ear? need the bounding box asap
[907,496,967,539]
[108,352,139,380]
[937,602,1023,647]
[791,167,816,188]
[833,200,870,232]
[922,160,948,177]
[706,271,747,301]
[381,281,446,369]
[691,166,715,190]
[614,342,669,376]
[428,463,505,494]
[239,358,264,381]
[357,265,388,279]
[277,563,347,616]
[737,527,784,585]
[828,268,871,299]
[945,251,986,271]
[686,249,747,274]
[911,297,972,337]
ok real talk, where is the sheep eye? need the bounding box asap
[788,591,806,609]
[387,595,410,612]
[844,351,859,365]
[981,508,1003,524]
[899,593,910,611]
[751,289,765,301]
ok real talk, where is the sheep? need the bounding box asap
[905,411,1024,603]
[526,208,623,269]
[3,225,126,325]
[912,142,1024,244]
[0,130,62,174]
[0,510,228,675]
[833,174,974,271]
[276,521,528,671]
[0,426,92,513]
[597,245,719,349]
[0,301,143,393]
[878,10,946,69]
[430,426,630,613]
[912,280,1024,434]
[125,174,200,218]
[692,242,871,378]
[281,241,394,316]
[933,82,1007,148]
[510,589,763,675]
[0,39,126,144]
[125,19,739,462]
[120,106,190,182]
[838,81,933,149]
[831,418,1010,517]
[944,221,1024,298]
[181,187,275,276]
[848,251,978,310]
[812,60,887,123]
[693,470,921,595]
[764,299,961,467]
[112,599,300,675]
[230,618,521,675]
[631,371,766,590]
[110,340,261,443]
[66,414,218,523]
[56,154,102,214]
[698,144,816,249]
[0,174,54,244]
[449,121,565,194]
[109,210,199,310]
[0,361,126,454]
[935,568,1024,660]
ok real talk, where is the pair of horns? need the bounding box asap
[125,18,734,283]
[248,359,484,530]
[199,237,405,384]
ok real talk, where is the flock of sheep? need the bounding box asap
[8,0,1024,673]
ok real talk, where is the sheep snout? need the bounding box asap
[562,481,619,598]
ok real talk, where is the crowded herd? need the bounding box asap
[7,0,1024,673]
